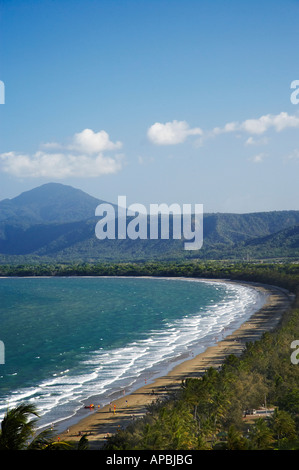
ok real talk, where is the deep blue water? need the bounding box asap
[0,276,266,430]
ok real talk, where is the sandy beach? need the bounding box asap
[57,279,294,450]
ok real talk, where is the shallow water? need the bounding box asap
[0,276,266,430]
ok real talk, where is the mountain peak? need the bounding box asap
[0,183,104,224]
[13,182,97,203]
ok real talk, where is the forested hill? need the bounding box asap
[0,183,298,263]
[0,182,110,223]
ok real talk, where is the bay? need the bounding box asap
[0,276,266,430]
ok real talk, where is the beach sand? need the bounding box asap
[57,280,294,450]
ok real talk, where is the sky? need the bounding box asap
[0,0,299,213]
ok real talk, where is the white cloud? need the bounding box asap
[249,152,267,163]
[0,151,123,178]
[0,129,124,178]
[69,128,122,154]
[147,112,299,148]
[212,112,299,136]
[212,121,238,136]
[245,136,268,146]
[147,120,203,145]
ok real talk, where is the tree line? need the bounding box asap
[102,262,299,450]
[1,260,299,450]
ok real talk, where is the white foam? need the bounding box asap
[0,280,266,430]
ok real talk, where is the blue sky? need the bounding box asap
[0,0,299,213]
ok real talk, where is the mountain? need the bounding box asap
[0,183,298,263]
[240,224,299,259]
[0,182,106,224]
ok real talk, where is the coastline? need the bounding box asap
[56,278,294,449]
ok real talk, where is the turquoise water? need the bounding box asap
[0,276,266,430]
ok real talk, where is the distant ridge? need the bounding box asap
[0,183,298,263]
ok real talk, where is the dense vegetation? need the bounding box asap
[1,260,299,450]
[95,261,299,450]
[1,183,299,262]
[104,304,299,449]
[1,259,299,291]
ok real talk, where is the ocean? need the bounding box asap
[0,276,267,432]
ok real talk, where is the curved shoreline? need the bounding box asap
[56,278,294,449]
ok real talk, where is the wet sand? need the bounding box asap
[57,279,294,449]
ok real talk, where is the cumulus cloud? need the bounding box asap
[212,112,299,136]
[147,120,203,145]
[0,151,123,178]
[0,129,123,178]
[68,128,122,154]
[147,112,299,147]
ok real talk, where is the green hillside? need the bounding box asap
[0,183,298,263]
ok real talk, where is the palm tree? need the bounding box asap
[226,425,248,450]
[248,418,274,450]
[270,409,296,447]
[0,403,39,450]
[0,403,88,450]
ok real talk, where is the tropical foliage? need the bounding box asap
[104,290,299,450]
[0,404,88,450]
[1,260,299,450]
[100,261,299,450]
